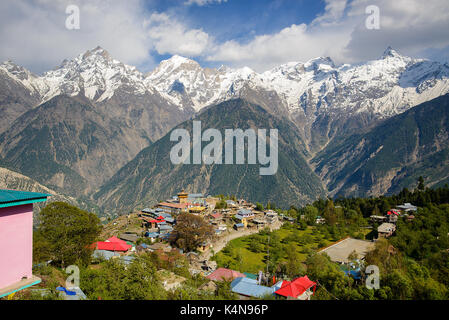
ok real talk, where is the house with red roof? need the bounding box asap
[206,268,246,282]
[274,276,316,300]
[387,209,399,223]
[92,236,132,252]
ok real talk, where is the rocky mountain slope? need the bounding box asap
[0,166,94,215]
[312,94,449,197]
[1,46,448,214]
[0,94,176,197]
[94,99,326,214]
[144,47,449,152]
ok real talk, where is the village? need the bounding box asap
[0,188,421,300]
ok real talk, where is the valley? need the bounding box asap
[0,46,449,217]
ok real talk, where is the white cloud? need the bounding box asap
[184,0,228,6]
[312,0,348,26]
[0,0,154,73]
[1,0,448,74]
[205,0,449,71]
[145,12,211,57]
[206,23,349,71]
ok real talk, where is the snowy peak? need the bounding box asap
[381,46,402,59]
[0,60,34,80]
[145,54,260,111]
[81,46,112,61]
[41,47,148,102]
[1,46,449,120]
[304,56,335,70]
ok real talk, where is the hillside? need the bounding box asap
[0,94,162,197]
[94,99,327,214]
[312,94,449,197]
[0,166,102,219]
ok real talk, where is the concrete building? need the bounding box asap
[378,223,396,238]
[0,189,50,298]
[396,203,417,213]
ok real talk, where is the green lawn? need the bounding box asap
[212,224,334,274]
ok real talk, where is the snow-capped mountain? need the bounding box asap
[143,47,449,121]
[145,55,257,111]
[0,46,153,105]
[2,46,449,126]
[260,47,449,118]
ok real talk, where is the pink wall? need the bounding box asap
[0,204,33,289]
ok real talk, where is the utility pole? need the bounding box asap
[266,235,270,285]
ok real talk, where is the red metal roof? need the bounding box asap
[206,268,246,281]
[95,241,131,252]
[107,236,126,244]
[274,276,316,298]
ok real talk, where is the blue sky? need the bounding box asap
[0,0,448,74]
[145,0,327,68]
[148,0,324,43]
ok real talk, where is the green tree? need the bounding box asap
[170,213,214,252]
[418,176,425,191]
[301,205,318,225]
[323,200,337,225]
[35,202,102,267]
[80,254,166,300]
[285,243,305,278]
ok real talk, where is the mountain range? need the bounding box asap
[0,46,448,216]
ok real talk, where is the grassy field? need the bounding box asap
[212,224,330,274]
[212,223,372,274]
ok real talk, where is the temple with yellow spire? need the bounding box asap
[177,189,189,204]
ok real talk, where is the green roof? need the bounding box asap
[0,189,51,208]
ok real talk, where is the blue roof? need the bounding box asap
[235,223,244,228]
[145,232,159,238]
[159,233,171,240]
[0,189,51,208]
[237,209,253,216]
[92,250,120,260]
[231,277,274,298]
[120,256,135,265]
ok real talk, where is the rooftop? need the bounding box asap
[0,275,41,298]
[378,223,396,233]
[0,189,51,208]
[396,203,417,211]
[231,277,274,298]
[274,276,316,298]
[206,268,246,282]
[157,202,188,209]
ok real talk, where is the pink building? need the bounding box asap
[0,189,50,298]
